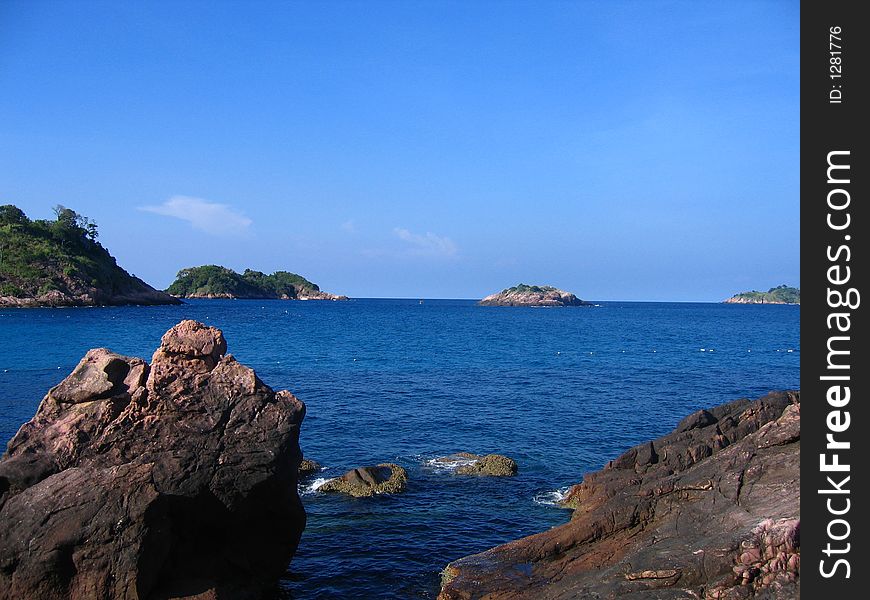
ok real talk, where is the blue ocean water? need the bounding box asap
[0,299,799,598]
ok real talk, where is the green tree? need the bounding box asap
[51,205,98,241]
[0,205,30,226]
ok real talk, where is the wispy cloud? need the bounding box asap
[341,219,356,233]
[139,196,252,236]
[393,227,458,258]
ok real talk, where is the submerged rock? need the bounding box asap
[438,452,518,476]
[0,320,306,600]
[318,463,408,497]
[439,391,800,599]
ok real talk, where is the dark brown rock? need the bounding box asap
[439,391,800,600]
[0,320,306,600]
[676,408,717,432]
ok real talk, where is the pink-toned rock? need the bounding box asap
[0,320,306,600]
[158,319,227,359]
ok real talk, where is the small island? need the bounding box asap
[479,284,593,307]
[0,205,180,307]
[724,285,800,305]
[166,265,348,301]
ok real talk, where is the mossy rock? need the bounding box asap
[298,458,322,478]
[455,453,518,477]
[441,565,460,588]
[318,463,408,497]
[559,486,583,510]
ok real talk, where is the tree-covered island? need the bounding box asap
[724,285,800,305]
[166,265,347,300]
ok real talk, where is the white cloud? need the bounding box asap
[139,196,252,236]
[393,227,458,258]
[341,219,356,233]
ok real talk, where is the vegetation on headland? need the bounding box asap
[725,285,800,305]
[0,204,177,306]
[166,265,346,300]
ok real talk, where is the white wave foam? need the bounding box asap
[423,455,479,473]
[533,487,571,507]
[299,477,331,495]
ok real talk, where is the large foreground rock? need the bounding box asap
[0,320,306,600]
[440,391,800,599]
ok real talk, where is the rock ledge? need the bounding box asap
[439,391,800,600]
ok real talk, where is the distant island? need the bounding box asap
[479,284,593,307]
[166,265,348,301]
[724,285,800,305]
[0,205,180,307]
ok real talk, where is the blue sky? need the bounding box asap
[0,1,799,300]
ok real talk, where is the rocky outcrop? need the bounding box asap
[0,320,306,600]
[479,284,592,307]
[295,290,349,301]
[434,453,518,476]
[298,458,323,478]
[439,391,800,599]
[318,463,408,497]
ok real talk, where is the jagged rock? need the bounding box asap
[318,463,408,497]
[439,391,800,600]
[676,408,717,432]
[298,458,322,478]
[0,320,306,600]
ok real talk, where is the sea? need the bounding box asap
[0,299,799,598]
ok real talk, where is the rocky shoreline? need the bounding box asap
[0,284,180,308]
[175,290,348,301]
[439,391,800,599]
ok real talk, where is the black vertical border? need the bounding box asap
[802,1,867,597]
